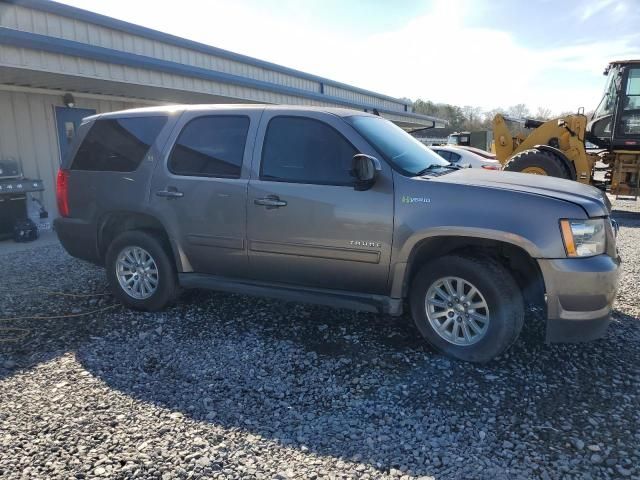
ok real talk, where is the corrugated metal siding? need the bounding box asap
[0,87,139,217]
[0,3,419,114]
[0,46,352,109]
[324,85,405,112]
[0,4,323,95]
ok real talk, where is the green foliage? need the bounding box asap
[412,99,556,131]
[413,99,467,130]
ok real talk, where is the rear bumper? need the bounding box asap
[54,217,101,265]
[538,255,620,343]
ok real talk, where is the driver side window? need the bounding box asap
[261,116,357,185]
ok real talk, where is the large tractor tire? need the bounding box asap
[503,148,573,180]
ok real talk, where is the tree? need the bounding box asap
[534,107,553,120]
[410,100,555,131]
[507,104,531,119]
[461,105,484,130]
[412,99,466,130]
[481,108,506,129]
[413,99,439,116]
[443,104,467,130]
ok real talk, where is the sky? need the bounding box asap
[57,0,640,115]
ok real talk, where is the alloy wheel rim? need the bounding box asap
[425,276,490,346]
[116,246,159,300]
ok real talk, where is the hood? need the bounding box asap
[431,169,610,217]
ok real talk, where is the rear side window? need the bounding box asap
[72,116,167,172]
[168,116,249,178]
[261,116,357,185]
[448,152,462,162]
[433,149,449,160]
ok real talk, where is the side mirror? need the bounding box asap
[351,154,381,191]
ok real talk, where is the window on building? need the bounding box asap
[169,116,250,178]
[72,116,167,172]
[261,116,357,185]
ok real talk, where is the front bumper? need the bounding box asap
[538,254,620,343]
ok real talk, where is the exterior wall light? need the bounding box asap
[63,93,75,108]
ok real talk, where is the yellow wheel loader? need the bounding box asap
[493,60,640,198]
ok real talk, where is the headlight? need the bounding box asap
[560,219,606,257]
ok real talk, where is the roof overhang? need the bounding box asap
[0,23,445,129]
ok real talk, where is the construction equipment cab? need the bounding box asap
[588,61,640,196]
[589,60,640,150]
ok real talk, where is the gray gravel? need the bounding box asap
[1,197,639,479]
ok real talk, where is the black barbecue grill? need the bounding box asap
[0,159,45,240]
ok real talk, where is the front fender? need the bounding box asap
[398,226,542,260]
[388,228,542,299]
[389,173,586,298]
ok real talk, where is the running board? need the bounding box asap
[178,273,403,316]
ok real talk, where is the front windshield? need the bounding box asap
[447,134,459,145]
[346,116,450,176]
[592,65,620,120]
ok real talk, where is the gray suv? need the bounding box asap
[54,105,620,362]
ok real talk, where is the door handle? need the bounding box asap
[254,195,287,208]
[155,188,184,198]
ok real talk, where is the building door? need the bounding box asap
[54,107,96,164]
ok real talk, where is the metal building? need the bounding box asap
[0,0,443,220]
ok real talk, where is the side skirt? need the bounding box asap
[178,273,403,316]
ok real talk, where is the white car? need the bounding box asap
[430,145,501,170]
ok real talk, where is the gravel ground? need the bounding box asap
[1,198,639,480]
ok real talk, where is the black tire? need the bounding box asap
[503,148,573,179]
[409,254,524,363]
[105,230,178,311]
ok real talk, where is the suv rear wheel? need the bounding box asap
[105,230,178,311]
[410,254,524,362]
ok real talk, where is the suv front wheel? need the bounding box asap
[410,254,524,362]
[105,230,178,311]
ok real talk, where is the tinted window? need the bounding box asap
[169,116,249,178]
[261,116,357,185]
[448,152,462,162]
[433,149,450,160]
[72,116,167,171]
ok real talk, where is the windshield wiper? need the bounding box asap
[415,164,462,176]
